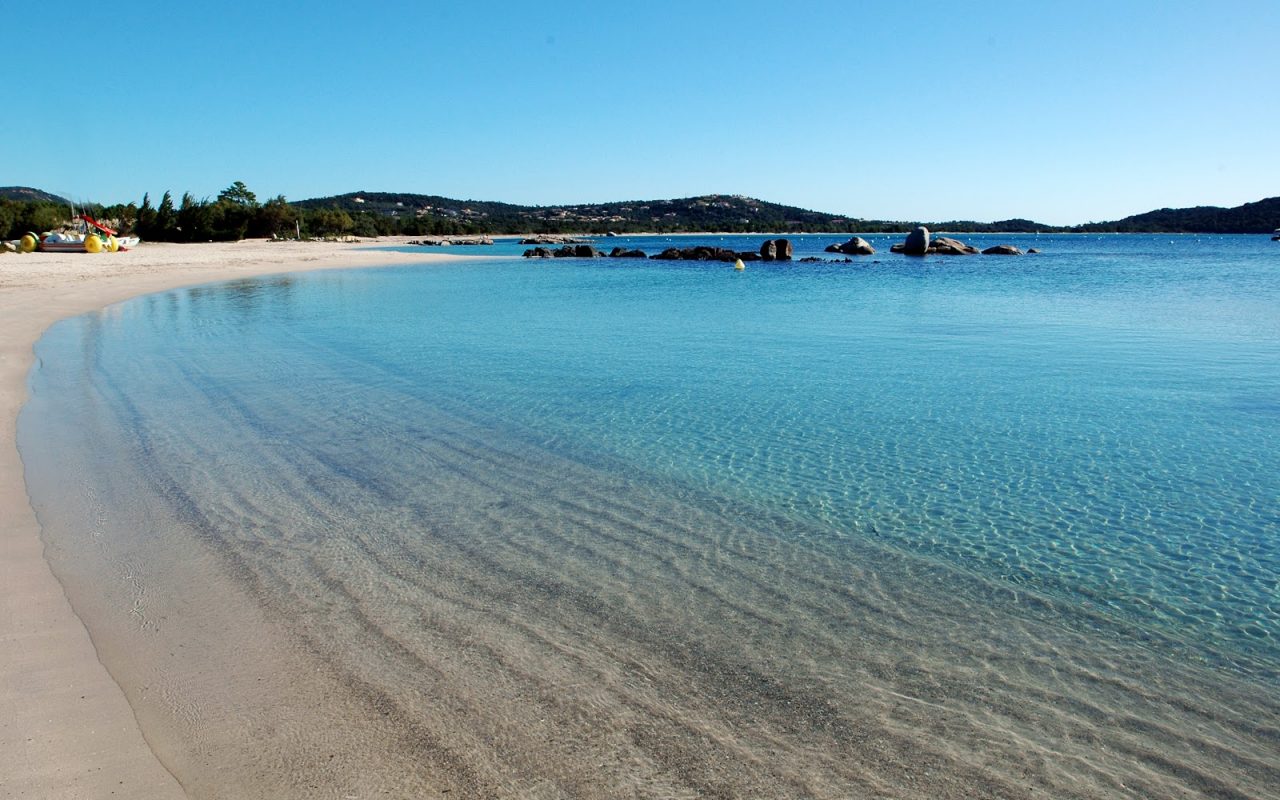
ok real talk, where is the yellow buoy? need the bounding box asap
[19,233,39,252]
[84,234,104,253]
[734,258,745,271]
[107,235,120,253]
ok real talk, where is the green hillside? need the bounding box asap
[0,186,70,205]
[292,192,874,234]
[1073,197,1280,234]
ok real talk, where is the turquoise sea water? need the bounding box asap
[19,234,1280,797]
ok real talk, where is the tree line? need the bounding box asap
[5,182,1280,241]
[0,181,437,242]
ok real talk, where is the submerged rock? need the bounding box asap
[982,245,1024,255]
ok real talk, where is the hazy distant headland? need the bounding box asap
[3,184,1279,242]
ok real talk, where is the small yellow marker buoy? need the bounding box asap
[734,258,745,271]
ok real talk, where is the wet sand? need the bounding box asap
[0,239,461,798]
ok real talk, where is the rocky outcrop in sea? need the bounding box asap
[825,237,876,256]
[983,245,1025,255]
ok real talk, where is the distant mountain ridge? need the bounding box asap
[296,191,1280,234]
[293,192,858,233]
[0,186,70,205]
[6,185,1279,234]
[1072,196,1280,234]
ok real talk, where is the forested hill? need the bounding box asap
[5,184,1278,239]
[293,191,1280,234]
[292,192,878,234]
[1073,197,1280,234]
[0,186,70,205]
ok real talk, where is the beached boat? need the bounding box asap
[20,214,140,253]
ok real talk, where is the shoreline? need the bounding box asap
[0,238,466,798]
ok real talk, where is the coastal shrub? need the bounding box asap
[0,201,70,237]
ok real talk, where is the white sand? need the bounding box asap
[0,239,464,798]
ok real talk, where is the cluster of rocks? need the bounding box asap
[889,227,1033,256]
[407,236,494,246]
[524,244,607,259]
[518,231,1039,262]
[652,246,753,262]
[522,238,795,262]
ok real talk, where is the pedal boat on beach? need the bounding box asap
[20,214,140,253]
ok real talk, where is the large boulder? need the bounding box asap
[760,240,777,261]
[574,244,603,258]
[774,238,793,260]
[982,245,1024,256]
[930,236,979,255]
[523,247,553,258]
[901,226,930,256]
[652,248,682,260]
[826,237,875,255]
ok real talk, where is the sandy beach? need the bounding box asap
[0,239,460,798]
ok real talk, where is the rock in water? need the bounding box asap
[827,237,875,255]
[902,226,929,256]
[760,240,777,261]
[930,236,979,255]
[775,238,793,260]
[982,245,1024,256]
[609,247,647,258]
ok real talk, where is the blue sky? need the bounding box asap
[6,0,1277,225]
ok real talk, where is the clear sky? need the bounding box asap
[6,0,1278,225]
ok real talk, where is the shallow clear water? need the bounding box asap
[20,234,1280,797]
